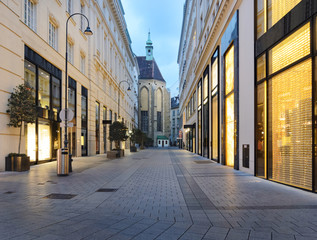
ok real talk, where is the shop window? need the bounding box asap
[269,22,310,75]
[38,69,50,109]
[211,49,219,161]
[268,0,301,29]
[203,66,209,158]
[96,101,100,154]
[103,106,107,153]
[24,60,36,98]
[269,59,312,190]
[52,76,61,121]
[81,87,88,156]
[68,78,76,156]
[256,82,266,178]
[257,54,266,81]
[225,45,235,167]
[257,0,266,38]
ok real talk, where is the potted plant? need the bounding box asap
[6,83,36,171]
[130,128,146,151]
[108,121,128,158]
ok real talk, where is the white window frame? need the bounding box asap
[24,0,36,31]
[49,21,58,50]
[67,41,74,64]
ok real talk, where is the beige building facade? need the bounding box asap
[0,0,138,170]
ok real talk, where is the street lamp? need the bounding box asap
[117,80,131,121]
[64,13,92,172]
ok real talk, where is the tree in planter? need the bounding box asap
[6,83,36,171]
[109,121,128,150]
[130,128,146,149]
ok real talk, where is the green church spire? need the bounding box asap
[145,31,153,61]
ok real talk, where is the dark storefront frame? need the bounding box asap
[81,86,88,156]
[255,1,317,191]
[203,66,209,158]
[24,46,62,163]
[197,79,202,155]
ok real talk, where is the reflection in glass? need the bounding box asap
[52,76,61,121]
[256,82,266,177]
[68,87,76,156]
[225,46,234,94]
[96,101,100,154]
[269,22,310,75]
[38,69,50,109]
[269,59,312,190]
[24,60,36,98]
[198,110,202,155]
[81,93,87,156]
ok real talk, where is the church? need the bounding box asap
[137,33,170,147]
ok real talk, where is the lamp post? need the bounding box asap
[117,80,131,122]
[64,13,92,172]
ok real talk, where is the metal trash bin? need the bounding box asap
[57,148,69,176]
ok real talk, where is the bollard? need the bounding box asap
[57,148,69,176]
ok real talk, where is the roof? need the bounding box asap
[136,57,165,82]
[157,135,169,140]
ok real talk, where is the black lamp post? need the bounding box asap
[64,13,92,172]
[117,80,131,122]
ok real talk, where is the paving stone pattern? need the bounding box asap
[1,149,317,239]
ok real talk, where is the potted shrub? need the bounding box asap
[6,83,36,171]
[108,121,128,158]
[130,128,145,151]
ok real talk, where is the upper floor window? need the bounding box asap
[80,4,85,32]
[49,22,58,50]
[80,55,85,74]
[24,0,36,31]
[67,41,74,64]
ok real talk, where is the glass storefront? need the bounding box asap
[96,101,100,154]
[81,86,88,156]
[103,106,107,153]
[225,45,235,167]
[197,80,202,155]
[256,17,316,191]
[68,77,76,157]
[257,0,301,39]
[211,49,219,162]
[24,47,62,163]
[203,66,209,158]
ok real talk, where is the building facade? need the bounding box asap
[0,0,138,170]
[170,96,180,146]
[137,33,171,146]
[178,0,317,191]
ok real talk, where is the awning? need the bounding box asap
[184,123,196,129]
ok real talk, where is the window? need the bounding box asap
[49,22,57,50]
[80,55,85,74]
[67,0,72,14]
[38,69,50,109]
[96,102,100,154]
[24,0,36,31]
[68,77,76,156]
[52,76,61,120]
[24,60,36,98]
[141,111,148,132]
[81,86,88,156]
[157,112,162,131]
[67,41,74,64]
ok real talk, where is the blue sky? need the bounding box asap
[120,0,184,97]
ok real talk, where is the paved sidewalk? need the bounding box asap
[1,148,317,239]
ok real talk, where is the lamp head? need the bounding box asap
[127,86,131,91]
[84,26,93,35]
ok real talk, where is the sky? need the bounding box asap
[120,0,184,97]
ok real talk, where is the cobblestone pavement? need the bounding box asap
[1,148,317,240]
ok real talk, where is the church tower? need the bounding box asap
[145,31,153,61]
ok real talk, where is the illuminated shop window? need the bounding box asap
[38,69,50,109]
[225,45,235,167]
[268,0,301,29]
[269,59,312,190]
[269,22,310,75]
[257,54,266,81]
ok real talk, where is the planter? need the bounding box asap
[130,146,137,152]
[107,149,124,159]
[5,156,30,171]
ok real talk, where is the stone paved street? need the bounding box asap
[1,148,317,240]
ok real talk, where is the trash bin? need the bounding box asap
[57,148,69,176]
